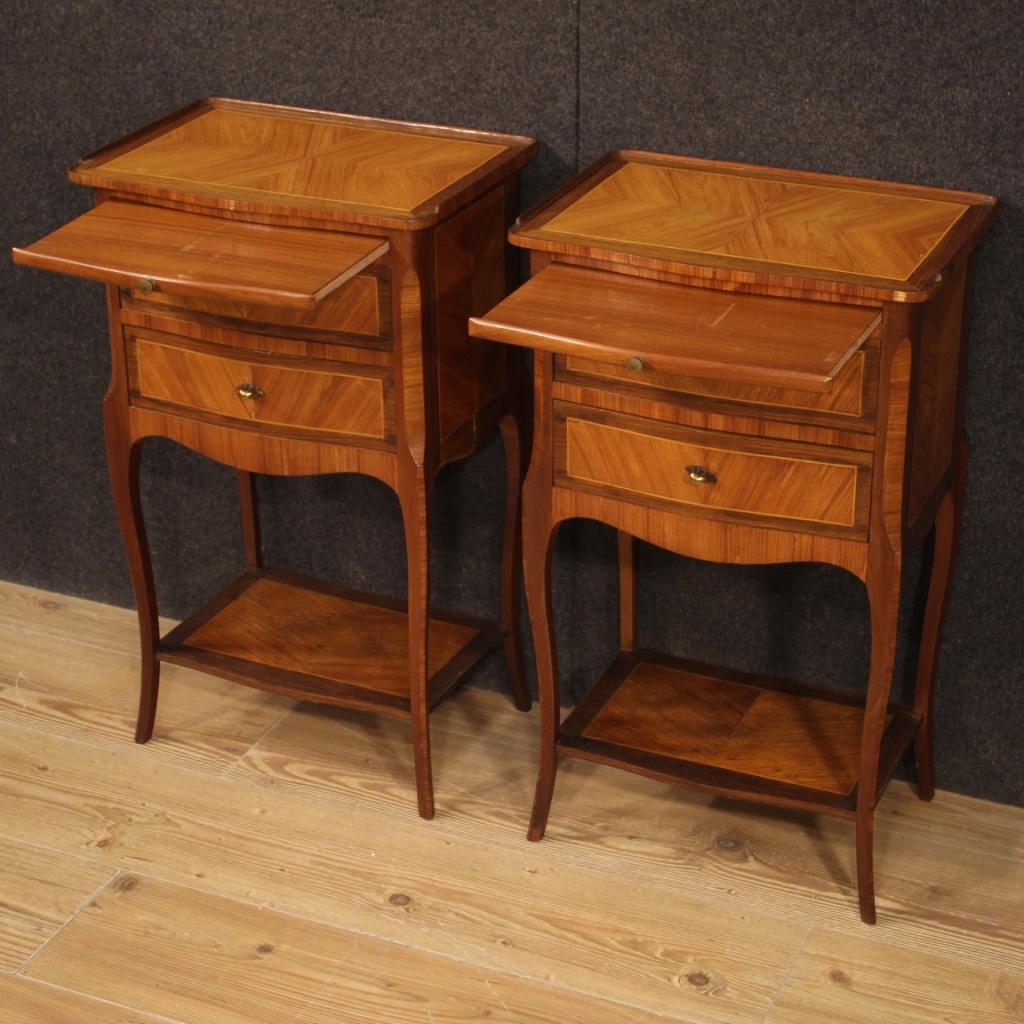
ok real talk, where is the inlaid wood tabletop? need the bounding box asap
[69,98,537,227]
[513,151,997,300]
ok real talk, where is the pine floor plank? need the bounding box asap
[0,579,175,652]
[24,874,687,1024]
[0,835,115,972]
[0,722,802,1024]
[227,699,1024,973]
[0,975,175,1024]
[0,580,1022,1024]
[765,927,1024,1023]
[0,624,291,773]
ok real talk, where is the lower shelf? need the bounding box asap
[558,651,920,816]
[158,568,503,717]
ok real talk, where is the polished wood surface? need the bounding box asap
[126,266,385,337]
[476,154,999,922]
[13,99,537,817]
[160,570,498,715]
[128,332,390,440]
[2,581,1022,1024]
[12,199,387,309]
[470,262,881,391]
[71,97,538,228]
[559,412,870,534]
[512,150,998,301]
[564,655,912,804]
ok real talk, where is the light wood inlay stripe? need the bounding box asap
[564,416,861,527]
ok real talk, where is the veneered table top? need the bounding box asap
[513,151,997,301]
[70,98,537,229]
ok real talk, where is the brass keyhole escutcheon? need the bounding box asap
[625,355,645,373]
[236,382,265,401]
[137,277,157,294]
[686,464,717,484]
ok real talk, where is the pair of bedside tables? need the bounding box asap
[15,99,997,922]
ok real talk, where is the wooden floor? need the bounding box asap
[0,579,1021,1024]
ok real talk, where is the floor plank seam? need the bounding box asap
[14,867,121,976]
[758,922,816,1024]
[53,864,712,1023]
[215,701,298,780]
[4,706,1018,956]
[15,974,189,1024]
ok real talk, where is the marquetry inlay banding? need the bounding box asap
[540,162,969,283]
[95,107,505,216]
[563,416,861,528]
[130,337,387,439]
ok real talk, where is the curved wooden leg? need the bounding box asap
[913,441,965,801]
[525,515,560,842]
[498,411,532,712]
[236,470,262,568]
[856,551,902,924]
[400,465,434,820]
[103,397,160,744]
[618,532,636,651]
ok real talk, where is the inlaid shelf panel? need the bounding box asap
[559,653,920,817]
[159,570,503,717]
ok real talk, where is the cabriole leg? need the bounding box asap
[498,410,532,712]
[103,399,160,744]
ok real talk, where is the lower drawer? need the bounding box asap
[126,330,392,442]
[556,407,871,536]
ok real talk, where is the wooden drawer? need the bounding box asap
[557,333,879,425]
[126,330,392,443]
[121,263,390,346]
[555,406,871,536]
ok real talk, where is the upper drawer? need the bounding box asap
[470,263,881,393]
[12,200,388,309]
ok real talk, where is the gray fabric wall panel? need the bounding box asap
[576,0,1024,805]
[2,1,1021,805]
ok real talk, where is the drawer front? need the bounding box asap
[557,410,870,534]
[127,333,391,442]
[122,265,390,345]
[560,345,875,420]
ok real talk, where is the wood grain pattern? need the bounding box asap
[0,595,1023,1023]
[128,333,388,440]
[559,412,870,533]
[0,976,171,1024]
[157,568,499,721]
[563,345,874,419]
[552,376,877,449]
[766,928,1024,1023]
[126,266,384,337]
[470,263,881,391]
[128,405,399,483]
[0,836,115,971]
[25,874,689,1024]
[434,185,509,441]
[576,660,888,797]
[71,98,538,228]
[13,199,387,309]
[512,151,998,301]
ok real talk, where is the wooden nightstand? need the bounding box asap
[469,150,998,921]
[13,98,538,819]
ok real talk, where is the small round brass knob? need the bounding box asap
[686,465,717,485]
[625,356,645,373]
[137,277,156,294]
[235,383,265,401]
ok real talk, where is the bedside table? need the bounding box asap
[13,98,538,819]
[469,150,998,921]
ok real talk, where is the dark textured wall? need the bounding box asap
[2,1,1022,805]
